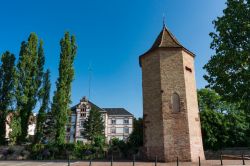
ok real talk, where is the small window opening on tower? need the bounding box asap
[172,93,180,112]
[185,66,192,72]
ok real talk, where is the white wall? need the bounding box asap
[107,116,133,142]
[28,124,36,136]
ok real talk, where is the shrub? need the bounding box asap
[7,146,15,155]
[109,138,136,158]
[28,144,45,159]
[26,142,108,160]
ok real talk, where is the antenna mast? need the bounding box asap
[88,63,92,100]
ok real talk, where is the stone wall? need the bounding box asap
[141,48,205,162]
[141,51,165,161]
[160,48,191,162]
[182,50,205,161]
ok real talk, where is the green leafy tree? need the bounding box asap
[93,135,106,155]
[198,88,249,150]
[16,33,45,142]
[51,32,77,144]
[204,0,250,112]
[43,111,55,143]
[0,51,16,145]
[200,108,228,150]
[109,138,129,157]
[35,70,51,143]
[9,114,21,145]
[225,108,249,146]
[128,118,143,148]
[83,107,105,144]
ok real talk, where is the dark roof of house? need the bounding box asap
[71,100,106,113]
[103,108,133,116]
[139,25,195,66]
[70,97,133,116]
[89,101,107,112]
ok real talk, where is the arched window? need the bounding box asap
[172,93,180,112]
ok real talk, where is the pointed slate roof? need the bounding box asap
[139,25,195,66]
[103,108,133,116]
[152,26,183,48]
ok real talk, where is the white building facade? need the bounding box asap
[66,97,133,143]
[104,108,133,142]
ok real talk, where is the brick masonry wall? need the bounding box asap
[160,49,191,161]
[141,48,205,162]
[182,50,205,161]
[141,51,165,161]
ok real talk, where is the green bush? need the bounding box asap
[7,146,15,155]
[28,144,45,159]
[73,142,92,159]
[109,138,129,158]
[27,142,106,160]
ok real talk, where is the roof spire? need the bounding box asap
[163,13,166,28]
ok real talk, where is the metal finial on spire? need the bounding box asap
[163,13,166,28]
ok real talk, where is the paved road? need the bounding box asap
[0,160,249,166]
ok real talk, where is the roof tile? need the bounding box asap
[103,108,133,116]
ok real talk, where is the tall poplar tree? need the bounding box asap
[16,33,45,142]
[51,32,77,144]
[35,69,51,143]
[0,51,16,145]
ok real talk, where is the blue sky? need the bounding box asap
[0,0,226,118]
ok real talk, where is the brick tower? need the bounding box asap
[139,24,205,162]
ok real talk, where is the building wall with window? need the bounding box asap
[67,97,108,143]
[67,97,133,143]
[104,108,133,142]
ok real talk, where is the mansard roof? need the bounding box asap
[103,108,133,116]
[139,25,195,66]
